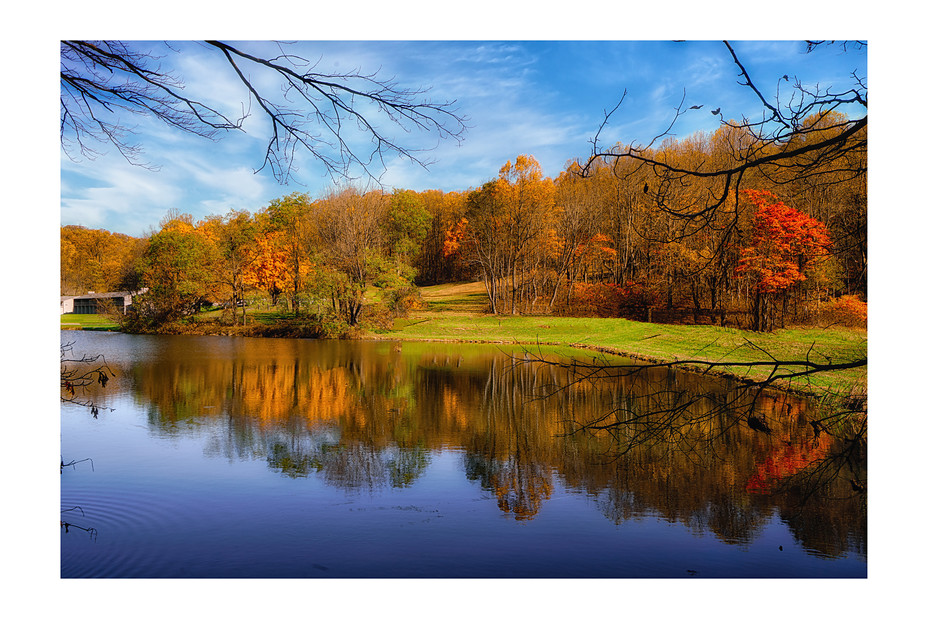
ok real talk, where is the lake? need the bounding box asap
[60,330,866,578]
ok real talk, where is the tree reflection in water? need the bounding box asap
[523,350,866,554]
[116,338,864,558]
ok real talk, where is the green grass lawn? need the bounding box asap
[415,281,490,314]
[60,313,120,330]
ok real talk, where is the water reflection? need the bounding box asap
[74,334,865,560]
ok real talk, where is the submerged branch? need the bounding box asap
[61,341,116,410]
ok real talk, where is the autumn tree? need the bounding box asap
[449,185,504,313]
[736,190,832,331]
[575,156,646,300]
[449,156,555,314]
[384,189,432,266]
[200,210,259,325]
[548,43,865,329]
[412,190,468,284]
[262,193,314,314]
[130,212,218,328]
[311,188,389,325]
[243,229,291,307]
[497,155,555,313]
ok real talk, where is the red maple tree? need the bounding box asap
[737,189,832,330]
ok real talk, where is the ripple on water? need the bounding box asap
[61,486,190,578]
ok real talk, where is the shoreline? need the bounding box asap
[360,331,860,401]
[62,313,866,401]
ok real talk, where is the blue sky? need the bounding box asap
[60,40,867,237]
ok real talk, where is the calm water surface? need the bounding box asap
[60,331,866,578]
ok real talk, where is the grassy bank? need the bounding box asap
[60,313,120,331]
[376,282,867,397]
[60,281,866,397]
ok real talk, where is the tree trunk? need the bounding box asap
[483,274,497,315]
[690,279,701,324]
[752,291,763,331]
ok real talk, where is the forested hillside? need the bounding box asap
[61,226,147,295]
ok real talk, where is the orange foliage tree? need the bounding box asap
[243,230,291,307]
[262,193,314,314]
[737,189,832,331]
[60,225,146,295]
[449,155,555,314]
[200,210,260,326]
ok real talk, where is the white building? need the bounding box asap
[61,289,148,315]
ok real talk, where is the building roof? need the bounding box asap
[60,289,148,302]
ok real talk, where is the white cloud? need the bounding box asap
[61,162,179,234]
[60,133,280,236]
[467,43,534,66]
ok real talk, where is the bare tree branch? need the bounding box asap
[579,41,867,233]
[61,341,115,412]
[60,40,469,184]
